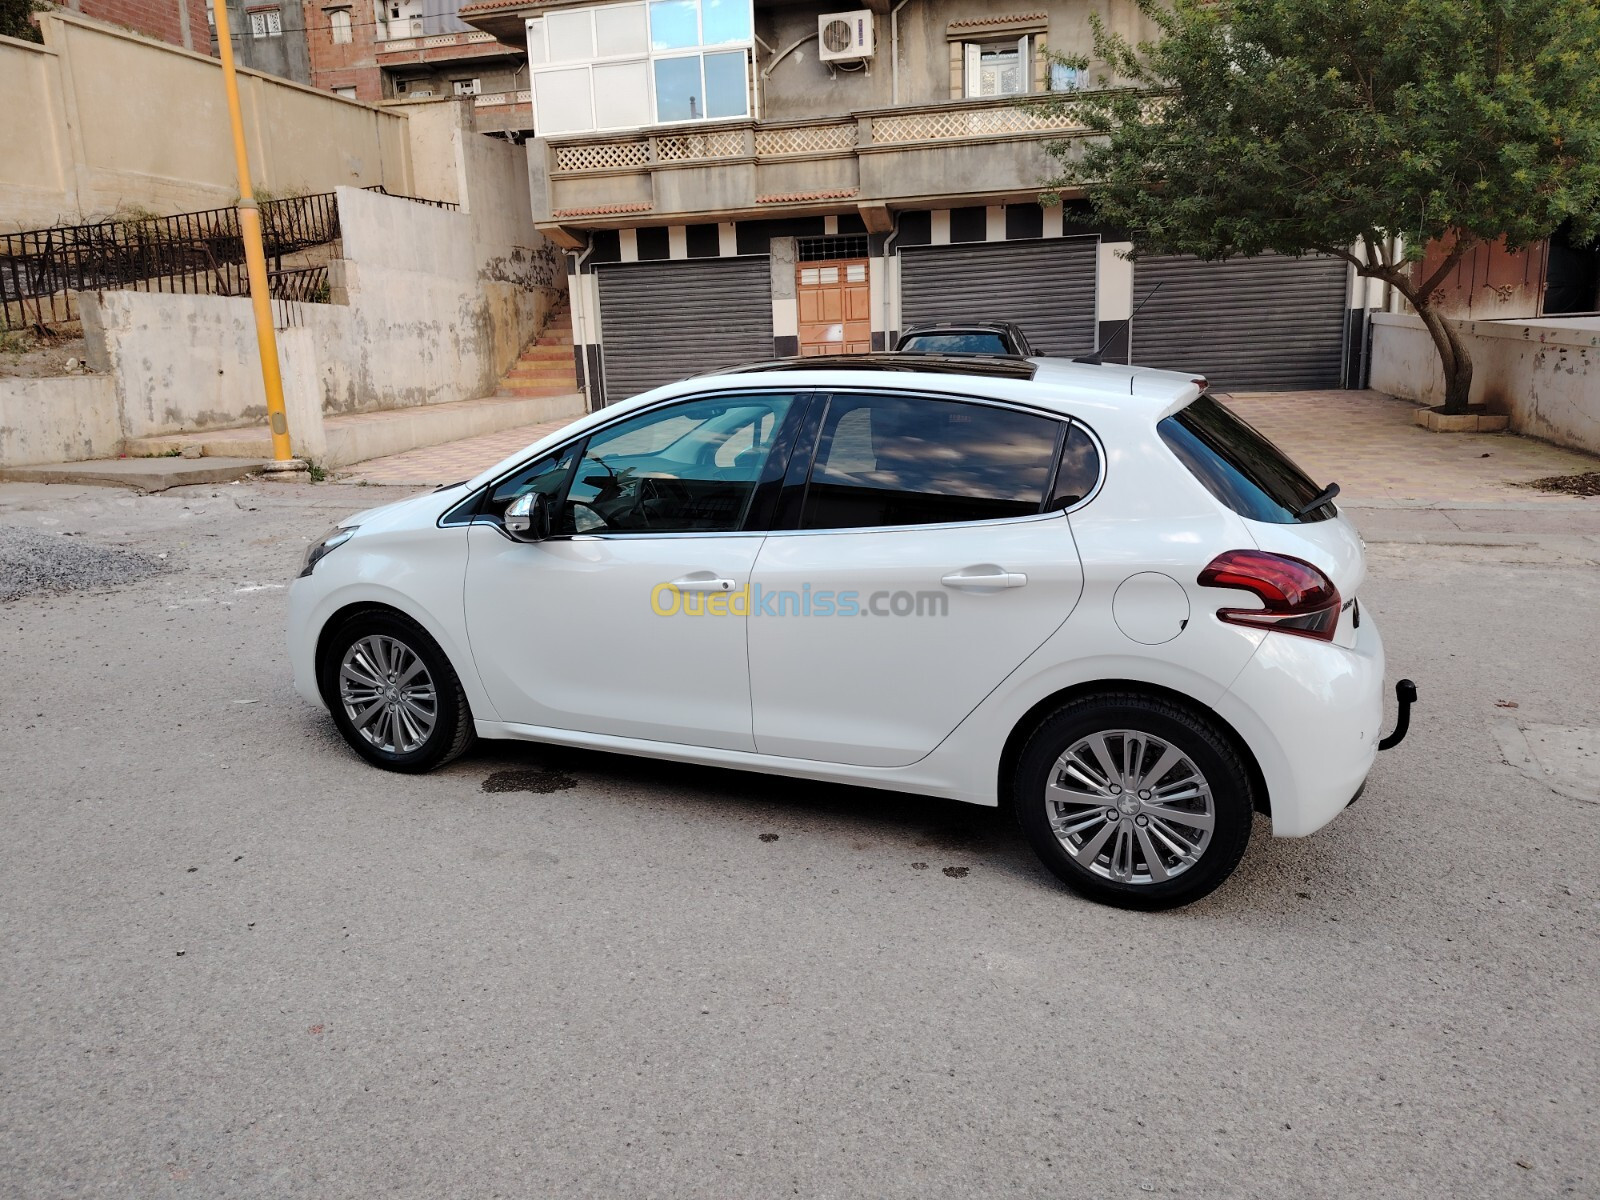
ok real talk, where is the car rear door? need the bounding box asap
[746,389,1087,768]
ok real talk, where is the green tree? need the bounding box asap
[0,0,46,42]
[1044,0,1600,412]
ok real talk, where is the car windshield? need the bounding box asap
[899,331,1012,355]
[1157,394,1335,523]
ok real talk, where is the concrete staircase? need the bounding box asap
[499,300,579,398]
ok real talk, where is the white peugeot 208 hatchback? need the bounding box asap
[287,355,1413,909]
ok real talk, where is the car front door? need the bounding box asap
[463,391,805,751]
[746,390,1090,768]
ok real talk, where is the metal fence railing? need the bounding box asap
[362,185,460,211]
[1,187,451,329]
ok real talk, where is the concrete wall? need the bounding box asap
[1371,312,1600,457]
[78,289,310,439]
[57,168,564,465]
[0,13,413,231]
[0,375,121,467]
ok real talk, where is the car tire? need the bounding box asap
[318,609,475,773]
[1012,692,1254,910]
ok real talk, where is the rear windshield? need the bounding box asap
[899,332,1011,355]
[1157,394,1335,523]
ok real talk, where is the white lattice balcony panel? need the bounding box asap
[554,140,653,172]
[655,130,745,163]
[753,123,857,157]
[873,104,1086,144]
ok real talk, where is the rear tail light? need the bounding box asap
[1197,550,1341,642]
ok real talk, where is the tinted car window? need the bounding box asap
[1048,422,1102,510]
[899,332,1011,355]
[566,393,796,534]
[802,393,1059,529]
[1158,394,1334,523]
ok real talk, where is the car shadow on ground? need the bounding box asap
[461,737,1049,884]
[294,708,1341,915]
[445,737,1327,912]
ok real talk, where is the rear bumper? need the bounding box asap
[1216,611,1387,838]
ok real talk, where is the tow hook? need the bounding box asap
[1378,679,1418,751]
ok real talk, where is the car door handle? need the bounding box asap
[941,567,1028,590]
[670,573,738,593]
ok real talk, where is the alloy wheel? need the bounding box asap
[338,634,438,755]
[1044,730,1215,885]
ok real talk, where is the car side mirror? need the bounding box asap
[504,491,552,542]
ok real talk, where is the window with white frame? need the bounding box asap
[335,86,358,98]
[453,77,482,95]
[527,0,753,135]
[1049,62,1085,92]
[964,36,1031,97]
[330,9,352,41]
[250,8,283,36]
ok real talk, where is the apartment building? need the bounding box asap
[305,0,529,124]
[457,0,1365,406]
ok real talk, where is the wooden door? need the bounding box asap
[797,258,871,356]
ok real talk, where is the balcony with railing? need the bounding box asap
[471,88,534,135]
[374,28,516,64]
[535,92,1117,233]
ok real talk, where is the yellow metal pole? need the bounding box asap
[212,0,294,462]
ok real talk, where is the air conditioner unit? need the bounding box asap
[818,10,874,62]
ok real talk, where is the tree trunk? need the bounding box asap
[1412,296,1474,415]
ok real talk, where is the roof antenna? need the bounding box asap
[1073,281,1162,365]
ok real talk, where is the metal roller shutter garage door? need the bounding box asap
[1130,253,1350,391]
[597,256,773,403]
[899,238,1099,357]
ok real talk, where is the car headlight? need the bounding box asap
[300,526,358,577]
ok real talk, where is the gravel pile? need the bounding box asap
[0,525,168,602]
[1517,471,1600,497]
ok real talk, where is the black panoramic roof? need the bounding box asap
[717,353,1039,381]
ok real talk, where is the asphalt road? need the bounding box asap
[1,481,1597,1199]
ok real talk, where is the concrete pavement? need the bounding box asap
[0,480,1596,1198]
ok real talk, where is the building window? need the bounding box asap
[335,86,358,98]
[1049,62,1085,92]
[329,9,352,41]
[249,8,282,36]
[205,0,215,27]
[527,0,753,135]
[965,36,1030,97]
[453,77,481,95]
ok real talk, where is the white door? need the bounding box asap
[463,392,803,751]
[747,391,1088,767]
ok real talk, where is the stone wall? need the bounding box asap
[1370,312,1600,457]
